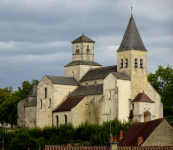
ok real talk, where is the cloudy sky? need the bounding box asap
[0,0,173,90]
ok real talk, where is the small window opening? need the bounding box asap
[45,88,47,98]
[125,58,128,68]
[76,49,80,54]
[110,109,111,114]
[72,71,74,77]
[132,103,134,110]
[40,100,42,109]
[140,59,143,68]
[121,59,123,68]
[86,82,88,87]
[49,98,51,108]
[65,115,67,124]
[56,116,59,125]
[135,58,138,68]
[87,49,90,55]
[109,91,111,100]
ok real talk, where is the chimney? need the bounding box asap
[108,133,113,143]
[137,136,143,146]
[112,135,118,150]
[119,130,123,140]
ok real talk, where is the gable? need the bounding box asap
[131,93,155,103]
[118,118,164,146]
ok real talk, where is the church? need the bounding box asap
[17,15,163,128]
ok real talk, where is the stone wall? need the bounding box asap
[142,119,173,146]
[25,106,37,128]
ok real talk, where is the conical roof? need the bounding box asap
[117,15,147,52]
[71,34,95,43]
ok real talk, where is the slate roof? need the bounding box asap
[45,76,79,86]
[80,65,117,82]
[71,34,95,43]
[65,60,101,67]
[118,147,173,150]
[112,72,130,80]
[52,97,84,112]
[68,84,103,97]
[131,93,155,103]
[25,97,37,107]
[118,118,164,146]
[45,146,109,150]
[117,15,147,52]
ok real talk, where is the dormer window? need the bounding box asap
[121,59,123,68]
[140,59,143,68]
[135,58,138,68]
[76,49,80,54]
[125,58,128,68]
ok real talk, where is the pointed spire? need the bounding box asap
[117,16,147,52]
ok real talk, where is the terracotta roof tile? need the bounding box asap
[131,93,155,103]
[118,118,164,146]
[53,97,84,112]
[118,147,173,150]
[45,146,109,150]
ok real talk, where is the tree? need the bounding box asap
[148,65,173,124]
[0,79,39,126]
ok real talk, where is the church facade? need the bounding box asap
[17,15,163,128]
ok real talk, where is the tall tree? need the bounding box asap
[148,65,173,124]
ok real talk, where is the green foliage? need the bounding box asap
[0,79,39,126]
[148,65,173,125]
[0,118,132,149]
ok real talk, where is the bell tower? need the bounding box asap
[65,34,102,81]
[117,15,148,99]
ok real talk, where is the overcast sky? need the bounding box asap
[0,0,173,90]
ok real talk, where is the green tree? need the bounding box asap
[148,65,173,124]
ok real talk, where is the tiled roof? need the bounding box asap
[46,76,79,86]
[68,84,103,97]
[112,72,130,80]
[52,97,84,112]
[118,118,164,146]
[45,146,109,150]
[117,16,147,52]
[131,93,155,103]
[80,65,117,82]
[25,97,37,107]
[71,34,95,43]
[65,60,101,67]
[118,147,173,150]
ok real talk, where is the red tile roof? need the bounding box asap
[53,97,84,112]
[131,93,155,103]
[45,146,109,150]
[118,146,173,150]
[118,118,164,146]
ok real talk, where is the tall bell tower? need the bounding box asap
[65,34,102,81]
[117,15,148,99]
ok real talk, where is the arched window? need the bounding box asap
[121,59,123,68]
[65,115,67,124]
[87,49,90,55]
[125,58,128,68]
[135,58,138,68]
[56,116,59,125]
[140,59,143,68]
[76,49,80,54]
[45,88,47,98]
[40,100,42,109]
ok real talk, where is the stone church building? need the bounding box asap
[17,15,163,128]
